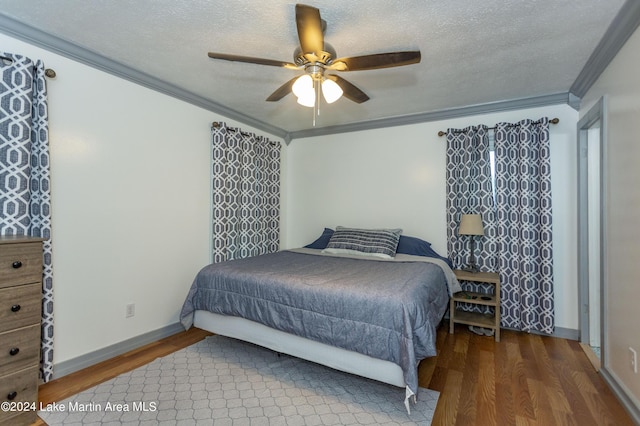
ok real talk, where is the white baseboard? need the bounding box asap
[51,322,185,380]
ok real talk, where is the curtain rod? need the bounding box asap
[211,122,280,146]
[1,55,56,78]
[437,117,559,137]
[211,121,249,136]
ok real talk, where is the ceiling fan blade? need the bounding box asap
[326,75,369,104]
[266,77,299,102]
[208,52,298,69]
[328,51,421,71]
[295,4,324,56]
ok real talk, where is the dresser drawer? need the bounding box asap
[0,366,38,422]
[0,283,41,334]
[0,324,40,377]
[0,242,43,288]
[2,410,37,426]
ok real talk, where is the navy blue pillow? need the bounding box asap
[396,235,432,255]
[304,228,334,249]
[396,235,453,268]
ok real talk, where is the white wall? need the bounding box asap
[580,26,640,409]
[0,33,283,367]
[0,28,584,375]
[285,104,579,332]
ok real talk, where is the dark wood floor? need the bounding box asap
[427,324,634,425]
[33,325,634,425]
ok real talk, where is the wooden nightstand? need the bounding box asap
[449,269,501,342]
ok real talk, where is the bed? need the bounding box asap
[180,227,461,412]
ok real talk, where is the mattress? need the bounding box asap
[180,248,459,408]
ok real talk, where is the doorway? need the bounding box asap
[577,97,606,369]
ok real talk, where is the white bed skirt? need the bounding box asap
[193,310,406,388]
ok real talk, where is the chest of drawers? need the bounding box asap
[0,236,43,425]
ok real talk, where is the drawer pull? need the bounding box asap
[9,347,19,356]
[12,261,22,269]
[10,304,21,313]
[7,391,17,401]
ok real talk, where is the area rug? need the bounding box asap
[39,335,439,425]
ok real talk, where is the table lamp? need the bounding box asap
[459,214,484,273]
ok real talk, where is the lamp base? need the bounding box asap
[462,265,480,273]
[463,235,481,274]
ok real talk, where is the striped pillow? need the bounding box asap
[322,227,402,259]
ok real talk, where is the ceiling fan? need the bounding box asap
[207,3,421,108]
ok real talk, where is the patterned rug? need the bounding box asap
[39,335,439,425]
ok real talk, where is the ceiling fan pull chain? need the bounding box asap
[312,105,316,127]
[316,78,321,118]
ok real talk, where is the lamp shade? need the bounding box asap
[292,74,315,107]
[296,91,315,107]
[459,214,484,236]
[292,74,313,98]
[321,78,343,104]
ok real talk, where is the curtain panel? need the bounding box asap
[211,123,280,263]
[445,125,499,314]
[445,125,498,271]
[0,52,54,381]
[494,118,554,334]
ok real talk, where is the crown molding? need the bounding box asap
[570,0,640,98]
[0,14,289,141]
[287,92,574,141]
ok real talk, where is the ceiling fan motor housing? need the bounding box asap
[294,42,336,66]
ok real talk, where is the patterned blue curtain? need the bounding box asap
[0,52,54,381]
[445,125,498,271]
[494,118,554,334]
[211,122,280,263]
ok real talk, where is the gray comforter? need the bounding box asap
[180,249,458,398]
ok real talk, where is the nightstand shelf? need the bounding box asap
[449,270,501,342]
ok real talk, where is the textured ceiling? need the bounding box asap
[0,0,628,138]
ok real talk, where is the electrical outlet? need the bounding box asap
[630,347,638,374]
[126,303,135,318]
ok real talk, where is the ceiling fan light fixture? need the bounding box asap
[296,91,316,108]
[208,4,421,111]
[292,74,313,98]
[321,78,343,104]
[297,93,315,107]
[293,74,316,107]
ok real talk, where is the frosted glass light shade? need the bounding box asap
[297,92,315,107]
[321,78,343,103]
[292,74,313,98]
[292,74,315,107]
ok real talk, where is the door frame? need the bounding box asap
[577,96,607,363]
